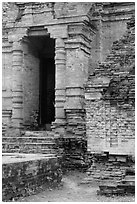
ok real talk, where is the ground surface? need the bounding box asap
[18,170,135,202]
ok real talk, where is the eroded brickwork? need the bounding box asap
[88,2,135,73]
[2,155,62,201]
[85,15,135,155]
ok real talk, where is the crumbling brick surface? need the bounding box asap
[56,137,88,170]
[85,15,135,155]
[87,154,135,181]
[94,15,135,77]
[2,155,62,201]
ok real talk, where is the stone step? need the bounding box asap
[98,177,135,195]
[2,131,59,155]
[2,137,56,143]
[2,130,6,135]
[118,182,135,187]
[121,180,135,186]
[117,183,135,194]
[2,148,57,154]
[124,175,135,180]
[23,131,54,137]
[2,152,57,158]
[121,175,135,185]
[2,142,57,149]
[2,126,6,134]
[98,185,125,195]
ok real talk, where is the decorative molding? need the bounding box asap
[92,2,135,22]
[27,26,50,37]
[2,110,12,118]
[65,39,91,55]
[66,21,96,54]
[68,21,96,42]
[2,43,12,53]
[48,25,68,39]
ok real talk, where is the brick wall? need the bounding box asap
[2,155,62,201]
[89,2,135,74]
[85,15,135,156]
[86,96,135,155]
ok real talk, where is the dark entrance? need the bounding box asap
[39,56,55,127]
[28,35,55,130]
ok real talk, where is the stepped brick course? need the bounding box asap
[87,154,135,180]
[2,131,59,155]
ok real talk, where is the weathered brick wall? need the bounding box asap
[90,21,127,70]
[89,2,135,74]
[2,155,62,201]
[54,2,94,18]
[101,21,127,62]
[86,96,135,155]
[2,2,93,27]
[87,153,135,181]
[2,2,18,26]
[85,15,135,156]
[94,15,135,77]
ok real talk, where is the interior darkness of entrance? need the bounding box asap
[28,36,55,129]
[40,57,55,127]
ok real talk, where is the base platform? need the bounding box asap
[2,153,62,201]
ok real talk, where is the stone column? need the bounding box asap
[11,41,23,131]
[53,38,66,134]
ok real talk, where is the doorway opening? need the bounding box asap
[28,36,55,130]
[39,55,55,129]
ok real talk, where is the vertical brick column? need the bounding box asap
[12,41,23,130]
[53,38,66,134]
[61,36,91,167]
[64,41,90,139]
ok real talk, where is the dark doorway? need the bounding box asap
[28,36,55,130]
[39,57,55,127]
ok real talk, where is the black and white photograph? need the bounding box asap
[2,1,135,202]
